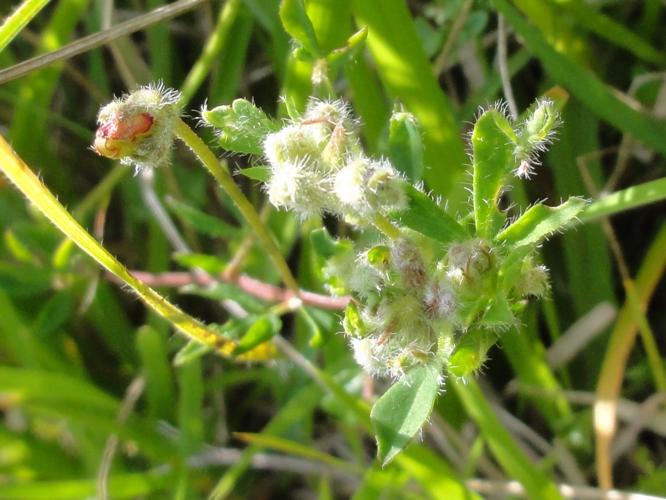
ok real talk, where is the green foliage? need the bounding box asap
[206,84,579,466]
[471,109,517,239]
[371,363,441,466]
[202,98,280,155]
[388,107,424,182]
[1,0,666,498]
[390,184,467,243]
[496,197,588,248]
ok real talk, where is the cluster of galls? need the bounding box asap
[262,99,406,224]
[326,235,549,381]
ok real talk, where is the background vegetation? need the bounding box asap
[0,0,665,498]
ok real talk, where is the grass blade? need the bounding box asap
[0,0,206,85]
[353,0,467,198]
[0,0,51,53]
[179,0,242,106]
[494,0,666,157]
[554,1,666,66]
[594,223,666,488]
[0,134,240,358]
[580,177,666,222]
[453,379,562,499]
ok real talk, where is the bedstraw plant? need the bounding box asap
[88,81,586,465]
[5,1,666,497]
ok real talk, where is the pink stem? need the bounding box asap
[108,270,350,311]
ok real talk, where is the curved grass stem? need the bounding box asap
[0,133,249,358]
[0,0,50,53]
[174,117,300,293]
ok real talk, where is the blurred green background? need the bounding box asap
[0,0,665,498]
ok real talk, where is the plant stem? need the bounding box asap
[174,118,300,292]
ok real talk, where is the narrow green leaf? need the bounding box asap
[352,464,416,500]
[0,366,117,413]
[500,326,573,429]
[549,100,615,370]
[580,177,666,222]
[298,306,326,347]
[146,0,173,85]
[352,0,467,199]
[371,363,441,466]
[179,0,242,105]
[238,165,272,182]
[305,0,352,56]
[210,384,325,498]
[172,252,227,274]
[0,261,54,297]
[388,108,424,182]
[3,228,36,263]
[279,0,321,57]
[234,315,281,355]
[244,0,290,79]
[496,197,588,247]
[396,446,481,499]
[453,379,562,499]
[32,292,73,340]
[0,0,51,53]
[344,49,390,152]
[165,196,240,238]
[554,0,666,66]
[390,184,468,243]
[209,5,254,104]
[177,357,204,453]
[481,294,515,329]
[310,227,351,259]
[9,0,90,163]
[0,290,60,370]
[472,109,517,239]
[136,326,174,421]
[234,432,360,473]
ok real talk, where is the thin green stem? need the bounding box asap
[0,0,50,53]
[174,118,300,292]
